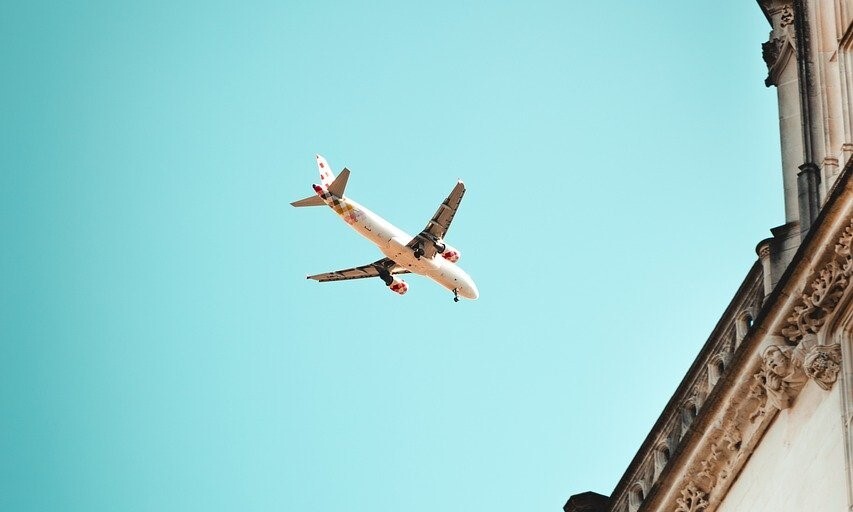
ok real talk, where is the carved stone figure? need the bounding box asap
[803,343,842,390]
[753,345,807,410]
[762,38,785,70]
[779,5,794,26]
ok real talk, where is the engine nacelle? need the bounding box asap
[433,239,461,263]
[439,244,461,263]
[388,277,409,295]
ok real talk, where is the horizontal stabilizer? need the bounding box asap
[291,195,325,207]
[328,168,350,197]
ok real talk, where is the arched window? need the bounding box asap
[628,481,646,512]
[735,311,755,344]
[653,441,671,478]
[708,355,727,386]
[682,399,699,432]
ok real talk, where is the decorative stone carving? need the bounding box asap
[747,377,767,422]
[720,421,742,452]
[752,345,807,411]
[674,482,708,512]
[609,220,853,512]
[696,445,721,489]
[803,343,842,390]
[779,5,793,27]
[762,38,786,69]
[782,221,853,343]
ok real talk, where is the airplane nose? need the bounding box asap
[464,281,479,300]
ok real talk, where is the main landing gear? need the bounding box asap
[413,243,425,259]
[376,265,393,286]
[453,288,459,303]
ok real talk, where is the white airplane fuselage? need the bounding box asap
[312,183,479,300]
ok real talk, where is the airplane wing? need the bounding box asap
[408,180,465,259]
[306,257,410,282]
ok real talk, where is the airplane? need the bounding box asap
[292,155,479,302]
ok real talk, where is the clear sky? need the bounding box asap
[1,1,782,511]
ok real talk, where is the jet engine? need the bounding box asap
[388,277,409,295]
[440,245,461,263]
[433,239,461,263]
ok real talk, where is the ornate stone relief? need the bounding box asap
[761,4,796,86]
[616,222,851,512]
[661,222,852,512]
[751,220,853,403]
[762,38,787,70]
[748,217,850,412]
[686,418,743,500]
[778,5,793,27]
[803,343,842,390]
[781,221,853,343]
[674,482,708,512]
[751,344,808,413]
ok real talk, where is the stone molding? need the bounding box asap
[605,268,765,512]
[606,215,852,512]
[760,2,796,87]
[781,221,853,343]
[655,220,852,512]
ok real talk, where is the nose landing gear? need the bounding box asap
[453,288,459,302]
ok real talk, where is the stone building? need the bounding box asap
[564,1,853,511]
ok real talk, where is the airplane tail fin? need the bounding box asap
[292,156,351,207]
[316,155,336,187]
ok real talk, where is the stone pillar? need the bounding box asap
[756,238,774,298]
[761,0,803,224]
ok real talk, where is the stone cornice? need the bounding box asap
[606,264,764,512]
[605,162,853,512]
[648,215,851,512]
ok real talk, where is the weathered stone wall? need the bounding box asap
[716,382,846,511]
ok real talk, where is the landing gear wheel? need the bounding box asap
[413,246,424,259]
[453,288,459,302]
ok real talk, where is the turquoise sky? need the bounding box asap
[2,2,782,511]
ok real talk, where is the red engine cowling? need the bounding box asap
[389,278,409,295]
[440,244,461,263]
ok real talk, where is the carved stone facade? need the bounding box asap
[563,2,853,511]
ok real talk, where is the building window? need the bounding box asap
[736,311,755,343]
[654,442,671,479]
[628,482,646,512]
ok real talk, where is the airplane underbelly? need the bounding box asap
[381,236,412,261]
[346,206,405,247]
[426,260,475,295]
